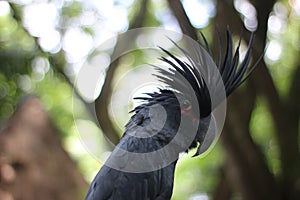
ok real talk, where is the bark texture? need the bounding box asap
[0,98,88,200]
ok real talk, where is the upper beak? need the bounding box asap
[193,114,217,157]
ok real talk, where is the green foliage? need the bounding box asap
[34,72,75,138]
[0,0,299,199]
[173,145,224,199]
[0,9,35,53]
[61,1,83,18]
[0,73,19,119]
[250,97,280,175]
[266,3,300,97]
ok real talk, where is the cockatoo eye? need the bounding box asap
[181,99,192,111]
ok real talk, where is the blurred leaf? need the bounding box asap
[61,1,83,18]
[81,26,95,36]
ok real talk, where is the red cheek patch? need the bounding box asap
[181,108,197,124]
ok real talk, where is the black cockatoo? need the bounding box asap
[85,29,257,200]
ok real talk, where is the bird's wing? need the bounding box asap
[86,108,175,200]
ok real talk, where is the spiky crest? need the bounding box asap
[147,28,257,117]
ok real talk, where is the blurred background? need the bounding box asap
[0,0,299,199]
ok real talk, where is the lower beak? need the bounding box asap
[192,115,217,157]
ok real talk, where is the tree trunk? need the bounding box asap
[0,97,88,200]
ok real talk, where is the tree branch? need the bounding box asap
[166,0,284,198]
[214,0,282,198]
[212,167,232,200]
[10,1,149,147]
[94,0,149,145]
[250,0,300,190]
[166,0,279,198]
[166,0,198,40]
[221,86,280,200]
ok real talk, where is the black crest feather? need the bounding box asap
[153,28,257,117]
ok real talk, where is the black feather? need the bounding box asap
[149,28,257,117]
